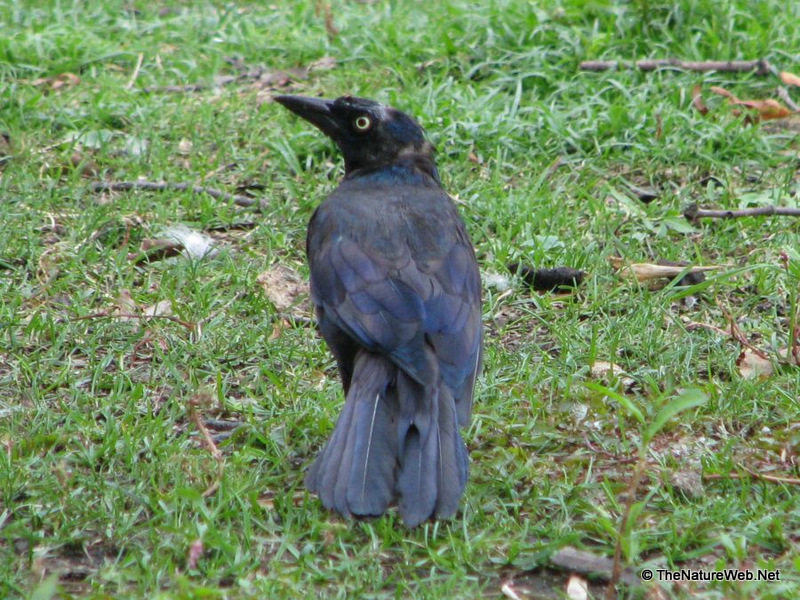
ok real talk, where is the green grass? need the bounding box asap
[1,0,799,598]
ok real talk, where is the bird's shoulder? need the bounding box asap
[309,177,467,261]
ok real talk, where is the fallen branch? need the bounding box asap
[579,59,772,75]
[684,203,800,221]
[188,394,225,497]
[776,86,800,112]
[550,547,639,586]
[90,181,261,209]
[704,468,800,486]
[718,302,770,360]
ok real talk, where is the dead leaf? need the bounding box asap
[565,575,588,600]
[670,469,705,499]
[608,257,720,283]
[143,300,173,317]
[736,98,793,120]
[177,139,193,155]
[309,56,337,71]
[500,581,524,600]
[69,150,100,177]
[780,71,800,87]
[709,86,793,120]
[590,360,635,389]
[31,72,80,92]
[709,85,735,99]
[257,265,310,313]
[186,539,203,571]
[691,84,709,115]
[114,289,139,323]
[591,360,623,379]
[737,348,773,379]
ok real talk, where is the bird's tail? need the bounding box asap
[306,351,398,518]
[395,372,468,527]
[305,351,468,527]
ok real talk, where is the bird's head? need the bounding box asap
[275,95,436,176]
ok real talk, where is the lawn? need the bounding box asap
[1,0,799,598]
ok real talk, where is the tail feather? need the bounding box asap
[397,419,439,527]
[306,385,357,515]
[346,386,397,515]
[307,352,469,527]
[306,352,397,518]
[433,387,468,519]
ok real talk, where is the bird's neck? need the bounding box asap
[344,154,441,187]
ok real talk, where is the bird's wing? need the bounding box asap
[308,186,481,406]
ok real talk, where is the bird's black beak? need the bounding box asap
[275,95,342,139]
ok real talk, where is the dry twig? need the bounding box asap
[90,180,261,209]
[606,456,647,600]
[580,59,772,75]
[188,394,225,497]
[776,86,800,112]
[550,547,639,585]
[717,302,770,359]
[685,203,800,221]
[127,53,144,89]
[704,467,800,486]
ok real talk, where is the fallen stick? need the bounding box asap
[90,180,262,209]
[684,203,800,220]
[188,394,225,497]
[776,86,800,112]
[704,468,800,486]
[550,547,639,586]
[579,59,772,75]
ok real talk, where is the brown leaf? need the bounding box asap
[608,257,720,283]
[709,86,793,120]
[69,150,100,177]
[143,300,173,317]
[709,85,736,99]
[590,360,635,389]
[309,56,337,71]
[780,71,800,87]
[735,98,793,120]
[257,265,310,313]
[31,72,80,92]
[113,289,139,324]
[737,348,773,379]
[186,539,203,571]
[691,84,709,115]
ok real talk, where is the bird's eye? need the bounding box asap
[353,115,372,131]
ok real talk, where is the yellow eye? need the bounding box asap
[354,115,372,131]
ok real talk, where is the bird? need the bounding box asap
[275,94,482,527]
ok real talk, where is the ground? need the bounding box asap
[0,1,799,598]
